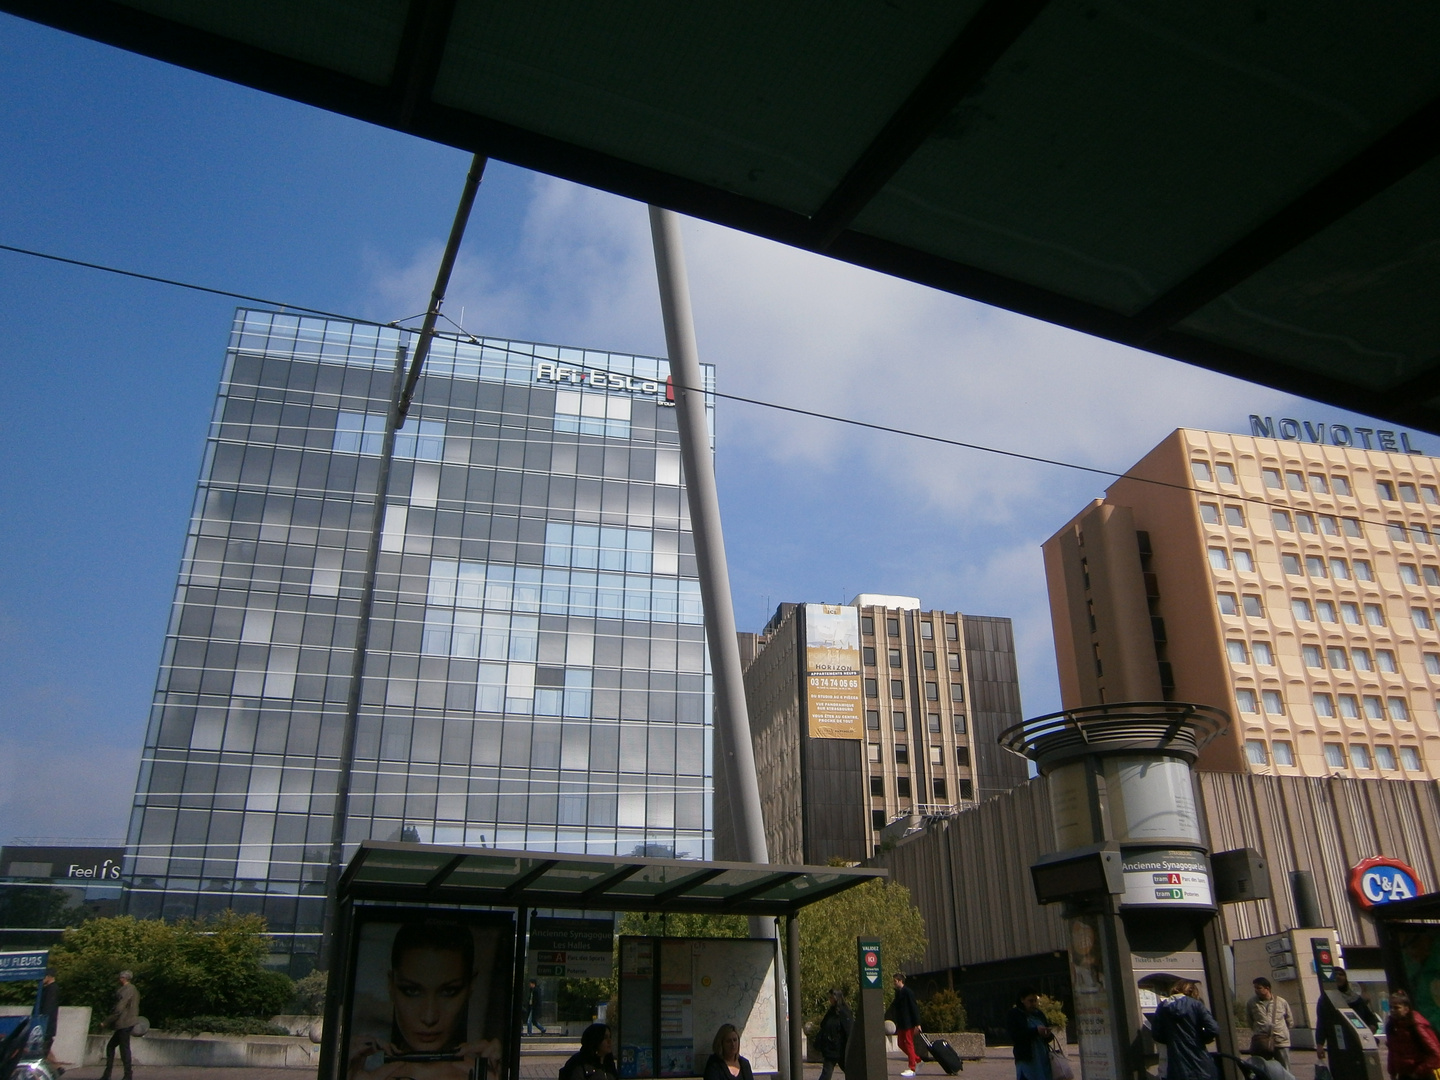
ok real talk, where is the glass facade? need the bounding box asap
[126,310,714,969]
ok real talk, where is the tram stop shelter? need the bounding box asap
[1369,889,1440,1029]
[318,841,885,1080]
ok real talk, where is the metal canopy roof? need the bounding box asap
[13,3,1440,433]
[338,841,884,916]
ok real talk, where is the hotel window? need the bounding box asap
[1339,694,1360,719]
[1303,644,1324,669]
[1310,474,1329,494]
[1318,600,1338,623]
[896,776,911,799]
[1324,743,1346,768]
[1343,517,1363,537]
[1365,603,1387,627]
[1341,602,1361,625]
[1352,648,1373,671]
[947,653,961,671]
[933,778,948,801]
[1327,647,1349,670]
[1292,599,1314,621]
[1426,566,1440,586]
[1313,693,1335,717]
[1376,745,1398,771]
[1209,547,1230,570]
[887,618,900,637]
[1306,555,1328,578]
[1331,558,1351,579]
[1378,480,1397,500]
[1388,697,1411,722]
[1378,648,1398,672]
[1274,740,1296,766]
[863,646,876,666]
[1363,695,1385,720]
[1286,471,1305,491]
[958,779,974,800]
[946,622,958,641]
[1245,740,1269,765]
[1333,475,1353,496]
[1320,515,1340,536]
[868,743,881,762]
[927,713,941,733]
[1425,485,1440,505]
[1263,690,1286,715]
[1355,559,1375,580]
[1297,513,1317,534]
[953,714,967,734]
[895,744,909,764]
[928,745,943,765]
[1414,608,1434,631]
[1225,505,1246,526]
[925,682,939,701]
[1217,463,1237,484]
[1218,593,1239,616]
[870,776,885,798]
[1351,744,1373,770]
[1282,554,1303,576]
[1244,594,1265,617]
[872,809,886,831]
[1236,689,1259,713]
[1388,522,1408,541]
[1426,653,1440,676]
[923,651,936,670]
[888,648,902,666]
[1263,468,1283,489]
[1253,641,1275,665]
[864,679,878,697]
[866,709,880,730]
[1272,510,1293,532]
[1234,549,1255,572]
[1201,503,1221,525]
[921,621,934,639]
[1401,482,1420,502]
[955,746,970,767]
[950,683,964,703]
[1227,640,1249,663]
[1400,746,1422,770]
[892,710,906,730]
[862,616,874,635]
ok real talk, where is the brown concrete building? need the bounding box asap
[717,596,1028,863]
[1044,428,1440,779]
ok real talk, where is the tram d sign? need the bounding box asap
[1348,856,1422,909]
[858,939,882,989]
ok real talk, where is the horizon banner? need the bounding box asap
[803,604,864,739]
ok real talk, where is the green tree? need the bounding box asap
[616,912,748,939]
[49,911,293,1028]
[1036,995,1067,1032]
[919,988,967,1033]
[797,879,927,1026]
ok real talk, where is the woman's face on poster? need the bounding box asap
[389,945,473,1051]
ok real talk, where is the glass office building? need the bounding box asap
[127,310,714,968]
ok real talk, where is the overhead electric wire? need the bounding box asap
[3,238,1429,536]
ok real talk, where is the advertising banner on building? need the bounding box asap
[803,604,863,739]
[0,847,124,884]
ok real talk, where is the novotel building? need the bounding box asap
[125,310,714,970]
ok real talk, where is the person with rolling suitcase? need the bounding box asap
[918,1033,963,1075]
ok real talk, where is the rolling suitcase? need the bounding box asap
[919,1034,963,1075]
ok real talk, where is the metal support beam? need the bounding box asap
[787,916,803,1080]
[647,206,770,866]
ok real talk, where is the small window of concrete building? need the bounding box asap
[1273,740,1295,766]
[1324,744,1346,768]
[1245,740,1269,765]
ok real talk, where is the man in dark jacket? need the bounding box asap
[1151,980,1219,1080]
[40,971,60,1070]
[891,974,922,1077]
[525,979,547,1035]
[817,988,853,1080]
[101,970,139,1080]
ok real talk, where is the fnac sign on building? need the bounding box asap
[1348,856,1423,909]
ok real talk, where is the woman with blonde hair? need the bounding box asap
[701,1024,753,1080]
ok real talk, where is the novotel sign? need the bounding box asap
[1348,856,1423,909]
[1250,415,1424,454]
[535,361,674,405]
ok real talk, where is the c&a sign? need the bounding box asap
[1348,856,1423,909]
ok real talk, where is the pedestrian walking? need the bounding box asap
[40,971,62,1074]
[890,974,922,1077]
[525,979,547,1036]
[816,988,853,1080]
[1384,989,1440,1080]
[702,1024,754,1080]
[1006,990,1052,1080]
[560,1024,619,1080]
[101,970,140,1080]
[1151,980,1218,1080]
[1246,977,1293,1070]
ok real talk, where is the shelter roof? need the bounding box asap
[12,3,1440,432]
[338,841,883,916]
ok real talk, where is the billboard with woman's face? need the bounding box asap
[346,910,515,1080]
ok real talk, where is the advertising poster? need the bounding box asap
[1395,926,1440,1032]
[803,604,863,739]
[346,910,514,1080]
[1067,915,1118,1080]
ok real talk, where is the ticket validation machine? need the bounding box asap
[1005,703,1239,1080]
[1313,939,1383,1080]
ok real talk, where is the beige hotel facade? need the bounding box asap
[1044,427,1440,780]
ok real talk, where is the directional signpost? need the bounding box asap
[846,939,886,1080]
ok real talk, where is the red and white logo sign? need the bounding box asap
[1349,856,1422,909]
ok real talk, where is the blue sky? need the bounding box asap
[0,15,1407,841]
